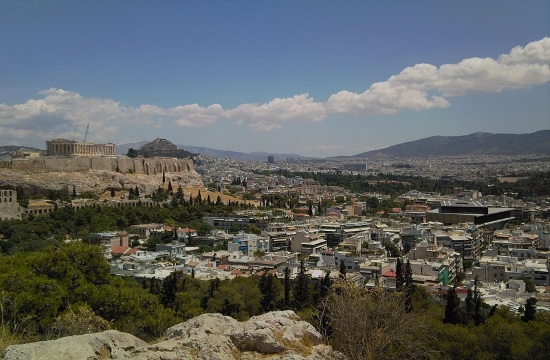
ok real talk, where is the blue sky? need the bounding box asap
[1,1,549,157]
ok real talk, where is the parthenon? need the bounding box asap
[46,139,116,156]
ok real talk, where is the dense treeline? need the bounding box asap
[256,170,550,198]
[0,243,176,344]
[0,197,245,255]
[0,245,322,348]
[1,243,548,358]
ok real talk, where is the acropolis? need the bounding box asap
[46,139,116,156]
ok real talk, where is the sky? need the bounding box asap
[0,1,549,157]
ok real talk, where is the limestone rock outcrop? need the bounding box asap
[3,311,345,360]
[0,168,203,196]
[2,330,148,360]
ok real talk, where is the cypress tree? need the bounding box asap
[319,271,331,300]
[465,288,475,321]
[284,266,291,308]
[167,181,173,194]
[339,260,346,278]
[474,276,483,325]
[522,297,537,322]
[259,273,277,312]
[293,260,311,310]
[405,259,413,287]
[396,257,404,291]
[404,259,415,312]
[444,286,462,324]
[161,271,181,307]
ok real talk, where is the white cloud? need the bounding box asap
[0,37,548,146]
[327,37,550,113]
[499,37,550,65]
[172,104,225,127]
[0,89,224,144]
[327,82,450,115]
[226,94,326,131]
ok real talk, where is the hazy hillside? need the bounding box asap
[117,142,313,161]
[354,130,550,157]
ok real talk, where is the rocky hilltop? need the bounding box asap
[2,311,343,360]
[138,138,197,159]
[0,168,203,196]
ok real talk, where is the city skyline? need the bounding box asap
[0,1,549,157]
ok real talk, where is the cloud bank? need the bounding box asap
[0,37,548,143]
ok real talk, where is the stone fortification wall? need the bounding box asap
[91,158,115,172]
[45,158,92,172]
[0,158,193,174]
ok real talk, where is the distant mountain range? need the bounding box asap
[116,130,550,161]
[116,141,314,161]
[351,130,550,157]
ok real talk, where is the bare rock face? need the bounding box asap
[2,330,148,360]
[0,168,203,196]
[2,311,345,360]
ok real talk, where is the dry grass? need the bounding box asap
[0,325,22,354]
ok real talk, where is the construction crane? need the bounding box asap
[82,123,90,143]
[72,124,78,141]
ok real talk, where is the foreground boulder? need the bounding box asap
[2,330,147,360]
[3,311,344,360]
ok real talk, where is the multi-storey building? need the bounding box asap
[0,189,20,220]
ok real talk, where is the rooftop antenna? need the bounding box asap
[82,123,89,142]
